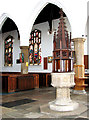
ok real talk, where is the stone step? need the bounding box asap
[40,103,88,118]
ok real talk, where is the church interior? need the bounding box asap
[1,3,73,92]
[0,0,89,119]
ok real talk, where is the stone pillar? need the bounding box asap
[20,46,29,74]
[72,38,86,94]
[49,72,78,111]
[73,38,85,66]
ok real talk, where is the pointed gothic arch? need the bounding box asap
[28,0,72,35]
[0,13,20,39]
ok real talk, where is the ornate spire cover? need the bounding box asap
[53,8,73,72]
[56,9,71,49]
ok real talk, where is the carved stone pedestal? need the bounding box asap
[49,72,79,111]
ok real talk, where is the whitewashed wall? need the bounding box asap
[1,30,21,72]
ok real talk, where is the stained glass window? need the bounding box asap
[29,29,41,65]
[4,36,13,66]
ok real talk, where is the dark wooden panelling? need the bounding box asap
[46,74,51,87]
[68,59,71,72]
[85,73,89,86]
[2,76,8,92]
[1,72,51,93]
[58,60,60,69]
[8,76,17,92]
[17,76,34,91]
[84,55,88,69]
[32,74,39,88]
[44,57,48,69]
[39,73,51,87]
[65,60,67,72]
[1,74,35,93]
[39,74,45,87]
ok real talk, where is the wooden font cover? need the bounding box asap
[53,8,73,72]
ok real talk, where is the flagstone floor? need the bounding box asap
[0,87,89,120]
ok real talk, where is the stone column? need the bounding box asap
[20,46,29,74]
[72,38,86,94]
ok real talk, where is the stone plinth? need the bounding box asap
[49,72,79,111]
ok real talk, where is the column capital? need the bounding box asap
[72,38,86,42]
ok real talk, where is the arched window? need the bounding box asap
[4,35,13,66]
[29,29,41,65]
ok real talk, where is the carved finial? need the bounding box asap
[59,8,63,17]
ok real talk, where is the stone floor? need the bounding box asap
[0,87,89,120]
